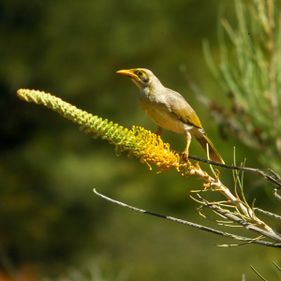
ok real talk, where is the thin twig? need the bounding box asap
[272,261,281,271]
[188,154,281,188]
[93,188,281,248]
[254,207,281,221]
[250,265,268,281]
[192,192,281,241]
[218,235,264,248]
[207,204,281,241]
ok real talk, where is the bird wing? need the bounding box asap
[164,88,203,129]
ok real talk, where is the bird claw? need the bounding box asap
[181,151,189,162]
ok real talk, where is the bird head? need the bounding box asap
[116,68,156,89]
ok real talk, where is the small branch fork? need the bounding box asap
[93,189,281,248]
[184,153,281,244]
[188,154,281,189]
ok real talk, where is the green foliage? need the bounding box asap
[204,0,281,169]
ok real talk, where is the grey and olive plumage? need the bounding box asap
[116,68,224,164]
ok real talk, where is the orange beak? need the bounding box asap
[116,69,138,80]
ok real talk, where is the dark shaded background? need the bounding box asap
[0,1,279,280]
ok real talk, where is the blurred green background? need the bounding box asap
[0,0,280,280]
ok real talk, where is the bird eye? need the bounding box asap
[134,70,143,77]
[134,70,149,83]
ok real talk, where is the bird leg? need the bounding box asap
[156,126,163,136]
[182,131,192,161]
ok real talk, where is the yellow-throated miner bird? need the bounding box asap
[116,68,224,164]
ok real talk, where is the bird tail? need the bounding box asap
[195,134,224,164]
